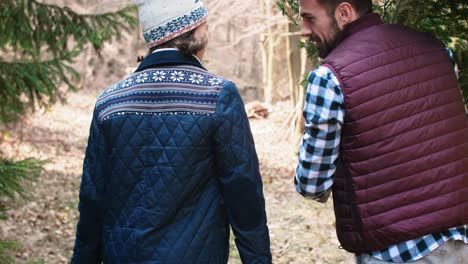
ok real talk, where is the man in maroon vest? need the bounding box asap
[295,0,468,262]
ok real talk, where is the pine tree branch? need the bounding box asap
[0,240,20,264]
[0,158,45,200]
[0,0,138,123]
[0,0,138,58]
[0,53,79,122]
[0,158,45,249]
[276,0,300,25]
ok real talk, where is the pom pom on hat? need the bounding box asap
[136,0,208,48]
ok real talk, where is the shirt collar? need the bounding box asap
[135,49,207,73]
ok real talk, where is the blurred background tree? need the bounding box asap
[277,0,468,135]
[0,0,137,262]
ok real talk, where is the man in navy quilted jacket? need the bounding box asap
[71,0,271,263]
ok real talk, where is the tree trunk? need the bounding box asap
[285,22,302,108]
[264,0,274,105]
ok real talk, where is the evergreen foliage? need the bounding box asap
[0,240,20,264]
[0,53,79,123]
[276,0,468,104]
[0,0,138,262]
[0,0,138,123]
[276,0,300,23]
[0,158,46,213]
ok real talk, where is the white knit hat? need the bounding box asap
[135,0,208,48]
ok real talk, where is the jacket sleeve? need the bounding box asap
[71,110,105,264]
[214,81,272,264]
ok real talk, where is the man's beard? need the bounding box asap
[311,18,341,59]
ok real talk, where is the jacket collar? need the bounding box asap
[334,13,383,47]
[135,49,207,73]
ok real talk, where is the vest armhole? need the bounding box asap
[321,63,347,100]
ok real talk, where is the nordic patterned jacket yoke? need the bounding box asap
[96,65,224,122]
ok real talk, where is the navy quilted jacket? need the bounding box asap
[71,50,271,263]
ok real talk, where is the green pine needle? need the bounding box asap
[0,0,138,123]
[0,158,46,200]
[0,240,20,264]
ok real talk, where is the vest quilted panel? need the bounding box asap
[324,14,468,253]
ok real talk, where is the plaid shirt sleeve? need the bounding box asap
[295,66,344,203]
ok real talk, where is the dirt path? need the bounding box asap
[0,88,353,264]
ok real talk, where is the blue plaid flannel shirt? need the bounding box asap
[295,49,468,262]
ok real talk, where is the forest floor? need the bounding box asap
[0,86,354,264]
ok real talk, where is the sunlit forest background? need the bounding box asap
[0,0,466,263]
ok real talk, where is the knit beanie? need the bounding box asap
[135,0,208,48]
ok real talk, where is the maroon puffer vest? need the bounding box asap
[322,13,468,253]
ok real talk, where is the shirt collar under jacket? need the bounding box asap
[135,49,207,73]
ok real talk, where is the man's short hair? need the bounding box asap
[150,29,205,56]
[319,0,372,17]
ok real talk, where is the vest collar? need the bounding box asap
[334,13,383,46]
[135,49,207,73]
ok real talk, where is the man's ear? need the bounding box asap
[334,2,358,30]
[193,22,208,39]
